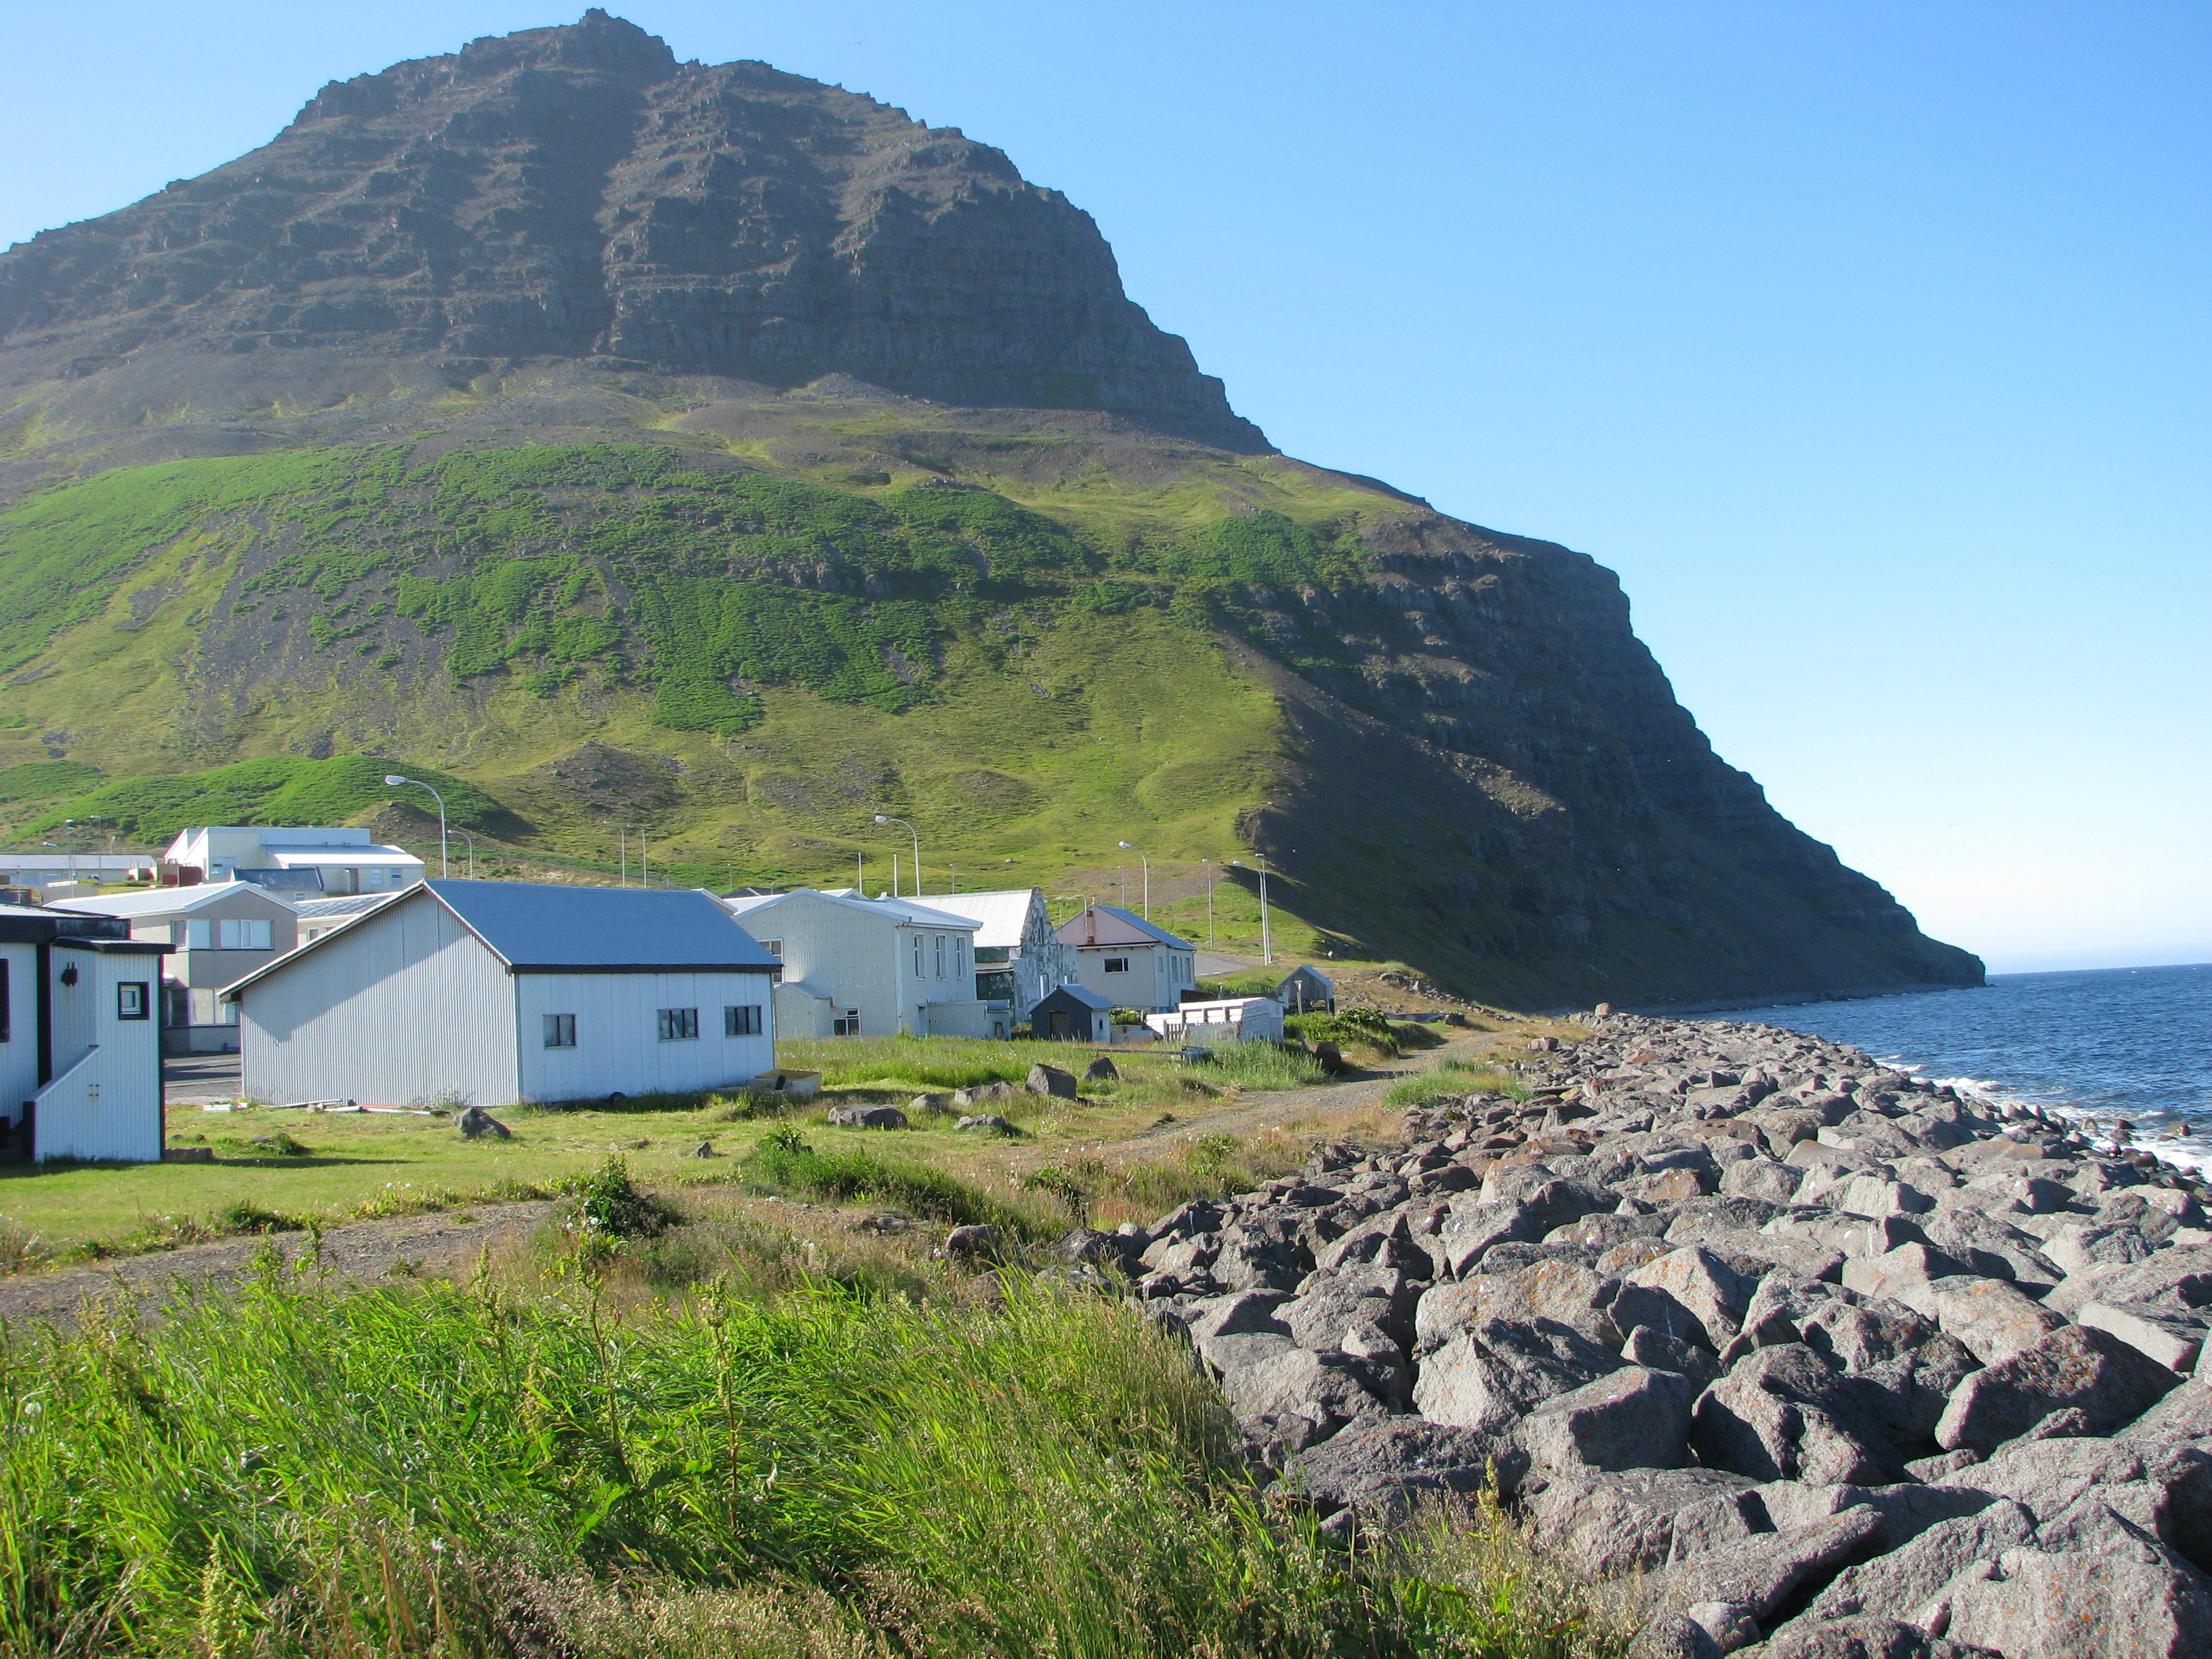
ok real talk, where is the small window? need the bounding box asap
[657,1007,699,1042]
[724,1004,762,1036]
[832,1010,861,1036]
[544,1013,576,1048]
[758,938,783,960]
[118,982,150,1021]
[213,918,273,950]
[1103,956,1130,973]
[913,933,924,976]
[933,934,945,978]
[184,919,211,950]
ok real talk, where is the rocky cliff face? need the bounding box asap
[0,9,1259,449]
[0,15,1980,1008]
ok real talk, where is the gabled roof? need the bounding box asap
[293,893,405,918]
[1033,983,1113,1010]
[1054,903,1194,951]
[725,888,980,931]
[225,880,777,997]
[49,884,300,919]
[912,889,1041,949]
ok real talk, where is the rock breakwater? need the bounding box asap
[1071,1016,2212,1657]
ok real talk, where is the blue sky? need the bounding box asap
[3,2,2205,974]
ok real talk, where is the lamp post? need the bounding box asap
[1117,841,1151,919]
[1232,855,1272,965]
[874,815,919,897]
[453,829,478,879]
[1201,858,1214,945]
[384,776,448,877]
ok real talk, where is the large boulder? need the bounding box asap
[1522,1467,1765,1580]
[1516,1365,1696,1474]
[1025,1063,1078,1099]
[1648,1504,1885,1624]
[455,1106,510,1139]
[1901,1275,2068,1366]
[1935,1324,2179,1456]
[1806,1499,2036,1623]
[1413,1258,1622,1353]
[825,1103,909,1129]
[1283,1418,1511,1522]
[1411,1316,1621,1433]
[1690,1345,1899,1485]
[1942,1548,2212,1658]
[1750,1618,2003,1658]
[1614,1247,1754,1353]
[1284,1267,1417,1353]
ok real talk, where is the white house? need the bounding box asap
[163,827,425,896]
[1054,903,1197,1013]
[1143,996,1286,1047]
[224,882,777,1107]
[49,883,301,1054]
[913,888,1074,1021]
[1,902,172,1162]
[723,888,991,1039]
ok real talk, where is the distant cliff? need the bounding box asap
[0,12,1982,1008]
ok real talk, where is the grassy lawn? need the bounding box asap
[0,1031,1447,1266]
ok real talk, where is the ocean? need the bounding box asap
[1712,962,2212,1174]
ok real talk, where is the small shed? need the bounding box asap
[1029,984,1114,1044]
[1273,966,1335,1015]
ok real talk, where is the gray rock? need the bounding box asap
[455,1106,510,1139]
[1626,1324,1723,1388]
[1806,1499,2036,1622]
[1652,1504,1884,1622]
[1615,1246,1753,1352]
[1284,1417,1513,1519]
[1082,1056,1119,1082]
[1517,1365,1696,1473]
[1628,1612,1725,1659]
[1935,1324,2179,1455]
[1285,1267,1416,1352]
[1216,1345,1393,1435]
[954,1112,1017,1133]
[1412,1258,1622,1353]
[1751,1618,2001,1658]
[1902,1275,2068,1366]
[1943,1547,2212,1658]
[825,1103,909,1129]
[950,1080,1022,1109]
[2078,1300,2212,1372]
[1841,1244,1968,1300]
[1691,1345,1898,1486]
[1523,1466,1765,1579]
[944,1223,1000,1260]
[1439,1182,1614,1273]
[1411,1316,1621,1433]
[2124,1379,2212,1443]
[2045,1246,2212,1319]
[2044,1221,2158,1277]
[1025,1063,1078,1099]
[1720,1157,1805,1205]
[1956,1432,2212,1566]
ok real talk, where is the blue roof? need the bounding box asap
[426,881,780,972]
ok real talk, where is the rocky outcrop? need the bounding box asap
[1097,1018,2212,1654]
[0,10,1261,451]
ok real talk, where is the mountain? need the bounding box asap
[0,12,1982,1010]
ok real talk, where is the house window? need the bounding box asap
[117,982,150,1021]
[544,1014,577,1048]
[758,938,783,960]
[913,933,924,976]
[657,1007,700,1042]
[190,918,274,950]
[833,1010,861,1036]
[1103,957,1130,973]
[724,1004,762,1036]
[933,934,945,978]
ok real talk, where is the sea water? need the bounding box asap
[1714,962,2212,1174]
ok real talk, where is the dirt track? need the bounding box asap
[0,1202,555,1332]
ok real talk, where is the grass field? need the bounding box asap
[0,1031,1448,1267]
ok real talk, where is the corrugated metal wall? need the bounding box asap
[515,971,775,1103]
[237,894,519,1107]
[36,949,163,1162]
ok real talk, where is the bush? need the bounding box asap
[1195,1041,1328,1090]
[1385,1060,1528,1110]
[565,1155,676,1240]
[1286,1010,1399,1058]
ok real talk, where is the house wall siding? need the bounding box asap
[514,971,775,1102]
[36,949,163,1162]
[237,895,518,1107]
[0,943,38,1121]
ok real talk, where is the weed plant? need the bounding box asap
[1191,1040,1328,1090]
[735,1128,1044,1236]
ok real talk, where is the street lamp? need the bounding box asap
[384,776,447,877]
[1231,855,1272,965]
[453,829,478,879]
[1118,841,1151,919]
[1201,858,1215,945]
[874,815,919,897]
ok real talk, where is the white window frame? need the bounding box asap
[1103,956,1130,974]
[723,1004,762,1037]
[544,1013,577,1048]
[657,1007,700,1042]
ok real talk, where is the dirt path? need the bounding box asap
[0,1202,555,1331]
[1123,1026,1498,1145]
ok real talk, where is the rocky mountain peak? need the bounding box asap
[0,12,1264,450]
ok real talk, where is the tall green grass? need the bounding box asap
[736,1128,1038,1234]
[1385,1061,1530,1111]
[1191,1040,1329,1090]
[0,1265,1631,1658]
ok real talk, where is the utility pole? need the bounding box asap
[1202,858,1214,945]
[384,777,448,877]
[1232,856,1273,965]
[875,815,919,896]
[1117,841,1150,919]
